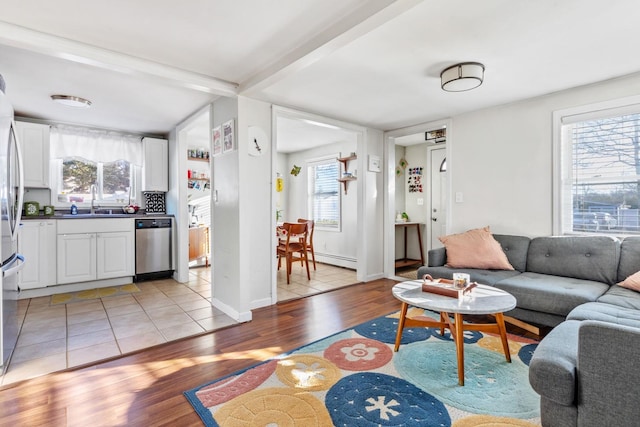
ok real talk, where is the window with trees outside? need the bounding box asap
[557,100,640,235]
[308,157,341,230]
[50,126,142,207]
[57,159,133,204]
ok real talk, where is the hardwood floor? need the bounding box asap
[0,279,395,426]
[0,278,544,426]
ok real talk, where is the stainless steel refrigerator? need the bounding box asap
[0,73,25,372]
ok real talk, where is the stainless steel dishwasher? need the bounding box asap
[135,217,173,280]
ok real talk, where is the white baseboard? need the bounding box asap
[212,297,252,322]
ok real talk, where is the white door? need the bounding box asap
[428,146,447,249]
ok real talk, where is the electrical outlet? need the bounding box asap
[455,192,464,203]
[417,198,424,206]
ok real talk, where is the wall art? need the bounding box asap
[222,119,235,153]
[212,125,222,157]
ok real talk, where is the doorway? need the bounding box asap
[272,107,364,302]
[174,107,212,285]
[388,122,450,280]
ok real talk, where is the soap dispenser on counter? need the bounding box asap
[70,202,78,215]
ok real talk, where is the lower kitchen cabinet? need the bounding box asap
[57,233,96,284]
[189,226,209,266]
[96,232,133,279]
[18,220,57,290]
[57,218,134,285]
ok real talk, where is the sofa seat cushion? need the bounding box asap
[597,284,640,310]
[494,272,609,317]
[568,301,640,328]
[529,320,581,406]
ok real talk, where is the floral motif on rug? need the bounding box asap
[185,311,541,426]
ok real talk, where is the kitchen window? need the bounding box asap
[555,97,640,235]
[50,126,142,207]
[308,156,341,230]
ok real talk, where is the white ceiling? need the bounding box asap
[1,0,640,148]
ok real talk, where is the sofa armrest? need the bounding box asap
[577,321,640,426]
[428,247,446,267]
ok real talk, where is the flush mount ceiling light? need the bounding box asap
[440,62,484,92]
[51,94,92,108]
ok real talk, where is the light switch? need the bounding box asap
[417,198,424,206]
[455,192,464,203]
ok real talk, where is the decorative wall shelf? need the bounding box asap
[337,155,357,194]
[187,155,209,162]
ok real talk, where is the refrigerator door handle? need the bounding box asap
[2,254,25,278]
[10,120,24,242]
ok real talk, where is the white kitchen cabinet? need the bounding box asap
[57,233,96,284]
[142,137,168,192]
[57,218,134,285]
[96,231,133,279]
[18,220,56,290]
[15,121,50,188]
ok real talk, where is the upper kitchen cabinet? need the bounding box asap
[142,137,168,192]
[15,121,50,188]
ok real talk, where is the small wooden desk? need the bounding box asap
[395,222,425,269]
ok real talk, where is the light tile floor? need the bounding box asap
[1,268,236,386]
[1,262,359,386]
[277,261,358,302]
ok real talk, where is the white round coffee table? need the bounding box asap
[392,280,517,386]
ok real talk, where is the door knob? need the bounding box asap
[431,217,438,222]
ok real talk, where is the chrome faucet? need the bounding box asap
[90,184,97,214]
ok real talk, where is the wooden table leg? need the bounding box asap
[495,312,511,362]
[394,302,409,352]
[439,312,448,336]
[453,312,465,386]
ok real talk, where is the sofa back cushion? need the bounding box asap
[617,236,640,283]
[492,234,531,272]
[527,236,620,285]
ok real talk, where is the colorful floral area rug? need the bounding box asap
[184,309,541,426]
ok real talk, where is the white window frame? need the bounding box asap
[553,95,640,235]
[50,158,139,208]
[307,153,341,231]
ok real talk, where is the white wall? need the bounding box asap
[237,96,273,311]
[449,73,640,237]
[360,128,385,281]
[211,96,244,319]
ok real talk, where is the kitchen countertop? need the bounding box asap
[23,211,173,220]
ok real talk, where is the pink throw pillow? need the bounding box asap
[618,271,640,292]
[439,226,514,270]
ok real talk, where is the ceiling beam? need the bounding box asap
[0,21,239,97]
[239,0,422,95]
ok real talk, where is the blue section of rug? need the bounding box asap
[184,312,541,426]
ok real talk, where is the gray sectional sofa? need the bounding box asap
[417,234,640,427]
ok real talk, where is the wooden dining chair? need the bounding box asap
[277,222,310,284]
[297,218,316,270]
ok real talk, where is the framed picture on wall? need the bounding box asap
[222,119,235,153]
[212,125,222,157]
